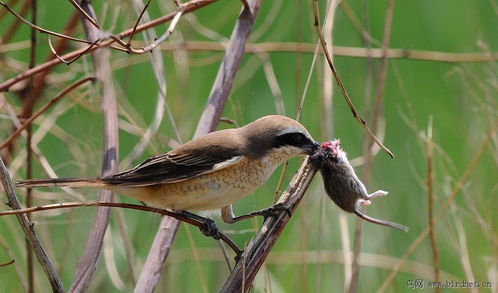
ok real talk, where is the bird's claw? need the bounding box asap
[199,219,221,240]
[258,203,292,221]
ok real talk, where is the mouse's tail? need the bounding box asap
[16,177,105,188]
[353,210,409,232]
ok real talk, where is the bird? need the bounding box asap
[17,115,319,231]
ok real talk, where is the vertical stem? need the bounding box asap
[350,1,395,292]
[70,2,119,292]
[26,0,37,291]
[426,118,440,291]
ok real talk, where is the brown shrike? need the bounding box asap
[17,115,319,230]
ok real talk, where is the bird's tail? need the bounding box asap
[16,177,104,188]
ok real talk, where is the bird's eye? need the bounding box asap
[273,132,308,148]
[292,133,305,144]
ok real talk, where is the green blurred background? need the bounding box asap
[0,0,497,292]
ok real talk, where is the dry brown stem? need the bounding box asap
[0,157,65,292]
[69,2,118,292]
[426,118,440,291]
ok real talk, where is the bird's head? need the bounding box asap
[241,115,320,159]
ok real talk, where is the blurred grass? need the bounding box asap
[1,0,497,292]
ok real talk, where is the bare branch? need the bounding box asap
[0,157,65,292]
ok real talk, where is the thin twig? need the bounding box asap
[0,157,65,292]
[426,117,440,290]
[47,35,99,65]
[0,0,30,45]
[0,77,96,150]
[157,41,498,62]
[350,1,395,291]
[312,0,394,158]
[20,11,80,120]
[25,1,37,290]
[66,0,100,29]
[220,158,318,292]
[127,0,152,46]
[0,259,15,266]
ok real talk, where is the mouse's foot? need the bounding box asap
[358,199,372,206]
[367,190,388,200]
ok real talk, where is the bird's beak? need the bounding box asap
[303,141,320,155]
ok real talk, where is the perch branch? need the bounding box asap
[0,157,65,292]
[220,158,318,292]
[0,201,241,254]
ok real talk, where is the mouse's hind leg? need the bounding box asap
[367,190,388,200]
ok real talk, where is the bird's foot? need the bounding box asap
[257,203,292,221]
[199,218,221,240]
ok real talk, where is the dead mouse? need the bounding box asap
[310,139,408,232]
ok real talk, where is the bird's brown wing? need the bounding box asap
[102,147,242,187]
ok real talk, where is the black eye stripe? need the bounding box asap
[272,132,309,148]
